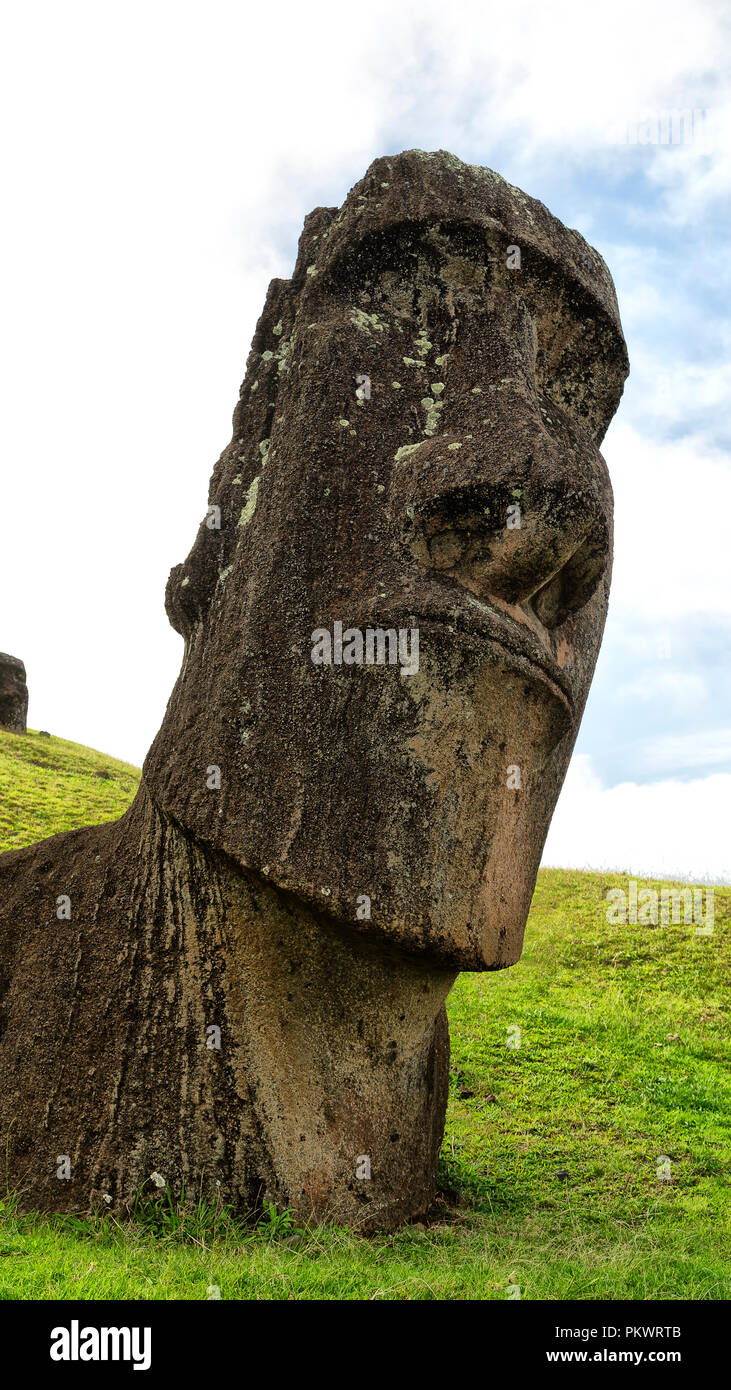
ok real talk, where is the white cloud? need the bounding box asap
[616,669,707,711]
[643,106,731,223]
[399,0,727,151]
[624,360,731,438]
[642,728,731,773]
[543,755,731,882]
[603,420,731,622]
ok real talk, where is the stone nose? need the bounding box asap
[388,408,611,630]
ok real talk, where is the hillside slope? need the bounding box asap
[0,728,140,852]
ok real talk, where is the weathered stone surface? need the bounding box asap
[0,654,28,733]
[0,150,628,1229]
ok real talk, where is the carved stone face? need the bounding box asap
[145,150,628,970]
[0,654,28,734]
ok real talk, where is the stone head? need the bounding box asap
[0,654,28,734]
[144,149,628,970]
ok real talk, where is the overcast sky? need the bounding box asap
[1,0,729,880]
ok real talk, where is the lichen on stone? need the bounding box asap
[238,474,260,528]
[274,338,292,373]
[394,442,425,465]
[421,396,444,437]
[350,308,386,334]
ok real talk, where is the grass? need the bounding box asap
[0,727,139,851]
[1,728,729,1299]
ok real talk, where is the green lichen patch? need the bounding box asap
[238,474,260,528]
[274,337,292,373]
[394,442,426,465]
[422,396,444,437]
[350,308,386,334]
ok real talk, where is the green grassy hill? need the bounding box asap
[0,728,140,852]
[1,728,729,1299]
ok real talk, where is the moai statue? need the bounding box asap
[0,151,628,1230]
[0,654,28,733]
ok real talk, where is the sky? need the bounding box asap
[1,0,729,881]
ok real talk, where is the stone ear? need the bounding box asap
[164,537,222,639]
[165,563,194,638]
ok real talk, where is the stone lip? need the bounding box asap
[0,652,28,733]
[375,582,575,720]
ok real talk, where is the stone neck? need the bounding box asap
[121,783,456,1228]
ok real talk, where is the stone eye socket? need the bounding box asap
[330,222,492,309]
